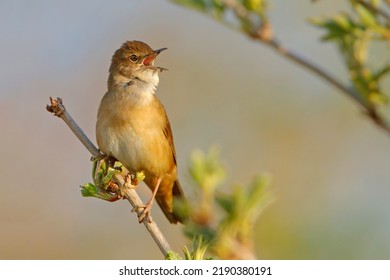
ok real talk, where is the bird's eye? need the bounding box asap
[129,54,138,62]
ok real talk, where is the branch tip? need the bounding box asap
[46,97,65,117]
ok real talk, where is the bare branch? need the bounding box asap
[46,97,173,257]
[218,0,390,136]
[46,97,101,157]
[263,38,390,134]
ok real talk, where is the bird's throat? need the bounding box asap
[108,71,159,106]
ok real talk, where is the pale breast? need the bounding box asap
[96,91,173,176]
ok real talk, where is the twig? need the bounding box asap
[218,0,390,136]
[112,174,173,255]
[266,38,365,106]
[264,37,390,134]
[46,97,172,257]
[46,97,101,157]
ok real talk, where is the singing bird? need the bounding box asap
[96,41,184,223]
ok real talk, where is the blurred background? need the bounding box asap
[1,0,390,259]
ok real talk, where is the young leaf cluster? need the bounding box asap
[311,0,390,106]
[181,148,271,259]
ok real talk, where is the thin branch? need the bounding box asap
[266,38,365,106]
[265,37,390,134]
[46,97,172,257]
[46,97,101,158]
[112,173,173,255]
[218,0,390,136]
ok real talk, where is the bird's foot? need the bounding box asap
[106,181,124,201]
[124,173,137,189]
[81,155,125,202]
[93,156,119,181]
[132,203,153,223]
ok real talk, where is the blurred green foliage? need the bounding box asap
[80,148,271,259]
[311,0,390,106]
[171,0,390,130]
[169,0,390,259]
[166,235,212,260]
[171,0,268,33]
[177,148,271,259]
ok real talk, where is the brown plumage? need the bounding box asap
[96,41,184,223]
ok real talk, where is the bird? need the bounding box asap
[96,40,184,223]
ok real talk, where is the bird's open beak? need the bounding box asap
[143,48,167,66]
[154,47,168,55]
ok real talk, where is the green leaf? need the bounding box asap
[135,171,145,182]
[171,0,207,12]
[165,251,182,260]
[80,182,118,201]
[368,91,388,105]
[246,175,270,211]
[80,182,99,197]
[182,235,211,260]
[310,14,357,43]
[215,191,234,214]
[242,0,266,16]
[355,2,377,27]
[189,147,226,192]
[333,13,354,31]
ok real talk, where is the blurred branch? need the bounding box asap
[260,37,390,134]
[170,0,390,136]
[46,97,172,257]
[259,36,368,112]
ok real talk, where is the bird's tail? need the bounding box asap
[155,179,186,224]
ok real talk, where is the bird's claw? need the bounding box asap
[132,204,153,223]
[124,173,137,189]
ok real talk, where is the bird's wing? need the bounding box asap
[163,114,177,166]
[155,96,177,166]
